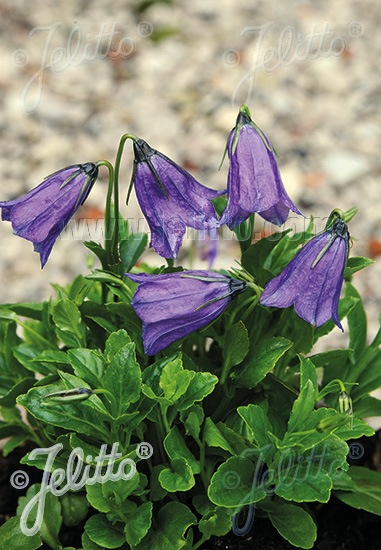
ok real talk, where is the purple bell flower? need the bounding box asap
[127,270,247,355]
[131,139,225,259]
[219,105,302,229]
[0,163,98,267]
[260,217,350,329]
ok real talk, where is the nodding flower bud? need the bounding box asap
[40,388,93,404]
[339,391,353,416]
[127,270,247,355]
[316,414,349,433]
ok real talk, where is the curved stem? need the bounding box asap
[112,133,138,264]
[96,160,114,266]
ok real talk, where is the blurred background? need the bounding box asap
[0,0,380,344]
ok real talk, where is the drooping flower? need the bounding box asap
[130,139,225,259]
[219,105,302,229]
[0,163,98,267]
[260,217,350,329]
[127,270,247,355]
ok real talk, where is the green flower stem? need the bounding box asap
[196,436,208,491]
[166,258,175,268]
[112,133,138,265]
[160,404,171,434]
[236,213,255,255]
[96,160,114,266]
[92,389,118,418]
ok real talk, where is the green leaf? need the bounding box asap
[3,435,29,456]
[85,514,125,549]
[0,378,36,407]
[275,460,332,503]
[134,501,196,550]
[180,405,204,440]
[345,283,367,363]
[208,456,267,507]
[344,256,374,278]
[353,395,381,417]
[120,233,148,273]
[67,349,105,388]
[159,457,195,492]
[222,321,249,371]
[17,484,62,549]
[176,372,218,411]
[241,230,292,286]
[159,356,193,402]
[164,426,200,474]
[198,507,233,538]
[237,404,274,459]
[334,466,381,515]
[124,502,153,546]
[82,531,105,550]
[203,417,235,454]
[17,384,109,439]
[104,343,141,415]
[52,300,86,348]
[262,499,317,549]
[150,465,168,501]
[287,380,315,434]
[299,356,318,400]
[235,338,292,388]
[104,329,132,362]
[0,516,42,550]
[60,492,89,526]
[84,241,109,267]
[352,349,381,400]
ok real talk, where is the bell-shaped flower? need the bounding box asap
[219,105,302,229]
[130,139,225,259]
[127,270,247,355]
[0,163,98,267]
[260,217,350,329]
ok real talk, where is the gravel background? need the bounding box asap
[0,0,380,356]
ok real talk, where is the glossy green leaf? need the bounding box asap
[104,343,141,415]
[334,466,381,515]
[176,372,218,411]
[134,501,196,550]
[85,514,125,549]
[124,502,153,546]
[208,456,267,507]
[0,516,42,550]
[159,457,195,492]
[235,337,292,388]
[262,499,317,549]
